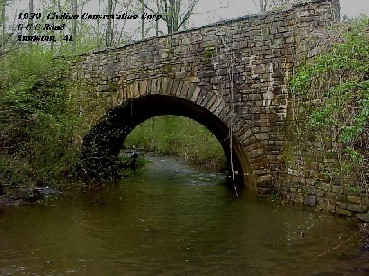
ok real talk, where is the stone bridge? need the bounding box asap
[71,0,340,194]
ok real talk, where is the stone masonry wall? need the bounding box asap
[71,0,340,195]
[278,1,369,222]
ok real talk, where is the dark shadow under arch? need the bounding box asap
[79,95,254,190]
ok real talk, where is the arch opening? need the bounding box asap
[79,95,255,190]
[125,115,227,171]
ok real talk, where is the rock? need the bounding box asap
[119,151,140,170]
[348,195,362,204]
[304,195,316,207]
[357,213,369,223]
[34,187,59,197]
[21,188,44,203]
[347,204,368,213]
[15,187,59,203]
[0,196,9,207]
[316,190,325,197]
[336,208,352,217]
[317,197,336,212]
[0,196,21,207]
[336,202,347,209]
[96,84,109,92]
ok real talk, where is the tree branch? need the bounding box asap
[178,0,198,30]
[137,0,156,14]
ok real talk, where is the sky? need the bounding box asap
[190,0,369,27]
[8,0,369,21]
[6,0,369,39]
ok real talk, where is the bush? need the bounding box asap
[0,46,82,194]
[289,16,369,194]
[290,16,369,162]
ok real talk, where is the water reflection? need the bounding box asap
[0,154,368,275]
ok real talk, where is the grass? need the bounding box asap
[124,116,227,170]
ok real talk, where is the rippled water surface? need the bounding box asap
[1,155,368,275]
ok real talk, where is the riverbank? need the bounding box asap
[124,116,227,171]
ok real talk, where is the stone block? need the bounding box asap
[336,202,347,210]
[317,197,335,212]
[304,195,316,207]
[256,174,273,186]
[304,185,316,194]
[249,148,264,159]
[175,82,184,97]
[316,189,325,198]
[357,213,369,223]
[336,208,353,217]
[347,204,368,213]
[139,80,147,95]
[150,79,157,94]
[348,196,362,204]
[96,84,109,92]
[170,80,180,96]
[160,78,168,94]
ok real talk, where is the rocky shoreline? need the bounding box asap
[0,196,21,207]
[0,186,59,208]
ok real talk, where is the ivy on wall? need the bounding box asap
[290,16,369,162]
[288,16,369,194]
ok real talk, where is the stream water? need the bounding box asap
[1,155,369,275]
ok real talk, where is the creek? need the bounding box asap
[0,154,368,275]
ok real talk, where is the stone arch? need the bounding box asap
[80,79,273,194]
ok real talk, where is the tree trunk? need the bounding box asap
[155,0,159,36]
[57,0,64,50]
[28,0,34,36]
[139,0,197,35]
[72,0,77,51]
[173,0,180,31]
[106,0,113,47]
[1,0,6,52]
[141,0,144,39]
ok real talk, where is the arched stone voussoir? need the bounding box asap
[79,77,274,194]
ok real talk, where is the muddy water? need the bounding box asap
[0,155,368,275]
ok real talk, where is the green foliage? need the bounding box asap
[0,45,82,194]
[125,116,226,170]
[269,191,281,202]
[203,45,216,60]
[290,16,369,162]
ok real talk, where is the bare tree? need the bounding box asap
[259,0,268,12]
[0,0,6,50]
[28,0,33,36]
[105,0,113,47]
[71,0,77,51]
[256,0,296,12]
[138,0,199,34]
[141,0,144,39]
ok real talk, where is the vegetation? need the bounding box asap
[125,116,226,170]
[290,16,369,194]
[0,46,85,196]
